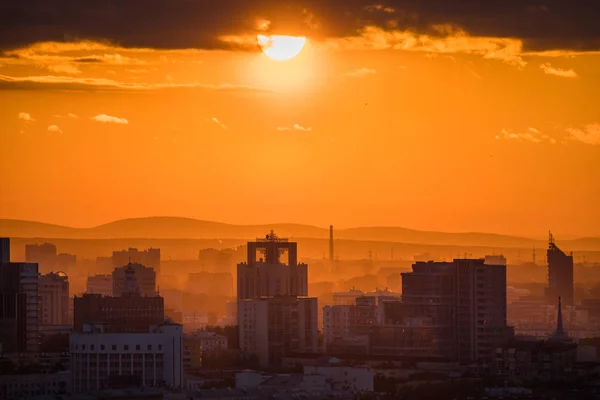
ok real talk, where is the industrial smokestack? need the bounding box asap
[329,225,334,262]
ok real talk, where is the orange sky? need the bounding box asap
[1,19,599,237]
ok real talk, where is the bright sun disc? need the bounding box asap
[257,35,306,61]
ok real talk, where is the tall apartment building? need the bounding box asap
[237,231,308,300]
[86,275,113,296]
[546,233,574,306]
[396,259,511,362]
[70,323,183,392]
[112,263,156,297]
[26,243,57,274]
[0,240,40,354]
[39,272,70,326]
[113,248,161,275]
[239,296,318,366]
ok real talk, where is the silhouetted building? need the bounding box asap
[375,259,512,362]
[0,241,40,354]
[26,242,57,274]
[86,274,113,296]
[0,238,9,263]
[112,262,156,297]
[74,267,164,333]
[547,233,574,306]
[39,272,70,326]
[0,292,26,353]
[237,231,308,300]
[112,247,160,275]
[239,296,318,367]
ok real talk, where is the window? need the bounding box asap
[158,345,162,350]
[112,345,117,351]
[124,345,129,351]
[91,345,95,350]
[136,345,140,351]
[147,345,152,350]
[82,345,85,350]
[101,345,105,350]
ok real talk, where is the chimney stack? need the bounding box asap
[329,225,334,262]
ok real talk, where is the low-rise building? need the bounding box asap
[70,323,184,392]
[0,372,71,399]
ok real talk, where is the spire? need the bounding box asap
[556,296,564,335]
[550,296,568,341]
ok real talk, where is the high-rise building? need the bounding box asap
[0,238,9,263]
[86,275,113,296]
[0,255,40,354]
[112,263,156,297]
[238,296,318,366]
[237,231,308,300]
[236,233,317,366]
[75,266,164,333]
[70,323,184,392]
[26,243,57,274]
[39,272,70,326]
[390,259,511,362]
[546,233,574,306]
[112,248,161,275]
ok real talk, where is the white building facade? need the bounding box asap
[70,323,184,392]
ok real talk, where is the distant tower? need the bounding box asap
[329,225,334,262]
[546,231,574,306]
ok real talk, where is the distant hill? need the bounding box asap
[1,217,599,251]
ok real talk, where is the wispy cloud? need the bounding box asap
[45,63,82,74]
[566,124,600,145]
[497,128,556,144]
[324,25,527,69]
[54,113,79,119]
[0,74,272,93]
[18,112,35,121]
[211,117,227,129]
[365,4,396,13]
[277,124,312,132]
[344,68,377,78]
[92,114,128,124]
[540,63,578,78]
[47,125,63,134]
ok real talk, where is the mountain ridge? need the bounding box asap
[1,217,599,251]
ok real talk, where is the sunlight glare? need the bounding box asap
[257,35,307,61]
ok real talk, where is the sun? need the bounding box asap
[257,35,307,61]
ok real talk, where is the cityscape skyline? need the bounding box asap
[1,1,600,397]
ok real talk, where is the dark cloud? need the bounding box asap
[1,0,599,52]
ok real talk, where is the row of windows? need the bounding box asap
[74,343,163,351]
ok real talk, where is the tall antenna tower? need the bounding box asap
[532,247,536,265]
